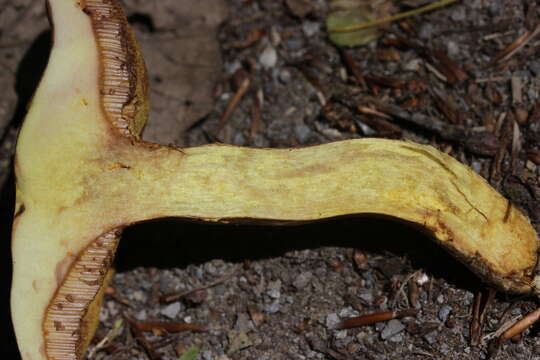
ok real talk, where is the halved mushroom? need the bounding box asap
[11,0,539,359]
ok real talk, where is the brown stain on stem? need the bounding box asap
[399,144,459,179]
[450,180,489,222]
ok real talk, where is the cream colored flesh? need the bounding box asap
[11,0,540,359]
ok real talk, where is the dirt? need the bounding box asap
[1,0,540,359]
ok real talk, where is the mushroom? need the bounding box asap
[11,0,539,359]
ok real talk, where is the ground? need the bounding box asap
[1,0,540,359]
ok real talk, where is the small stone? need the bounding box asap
[335,330,348,340]
[471,161,482,174]
[415,273,429,285]
[279,69,292,83]
[320,127,342,139]
[293,271,313,290]
[326,313,340,329]
[106,301,120,317]
[356,331,368,342]
[259,45,278,69]
[356,120,377,136]
[438,305,452,322]
[283,37,304,51]
[339,306,359,318]
[267,280,281,299]
[205,262,217,275]
[234,312,253,332]
[99,307,109,323]
[418,23,434,40]
[233,132,245,146]
[440,343,450,355]
[436,294,445,304]
[134,309,147,321]
[403,59,421,72]
[446,41,459,58]
[380,319,405,340]
[264,300,281,313]
[423,330,439,344]
[226,331,253,355]
[388,334,403,343]
[132,290,146,302]
[225,60,242,75]
[302,21,320,37]
[294,123,311,144]
[529,61,540,76]
[160,302,181,319]
[450,6,466,22]
[159,272,178,294]
[487,1,501,16]
[358,290,374,303]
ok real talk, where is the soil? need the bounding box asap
[1,0,540,359]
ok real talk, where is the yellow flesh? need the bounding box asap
[11,0,540,359]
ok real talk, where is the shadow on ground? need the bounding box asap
[117,216,482,295]
[1,171,18,358]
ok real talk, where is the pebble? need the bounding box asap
[529,61,540,77]
[418,23,435,40]
[294,123,312,144]
[339,307,359,318]
[99,307,109,323]
[233,132,246,146]
[357,290,374,303]
[264,300,281,313]
[214,284,226,296]
[279,68,292,83]
[267,280,282,299]
[356,120,377,137]
[106,300,120,317]
[440,343,450,355]
[293,271,313,290]
[380,319,405,340]
[283,37,305,51]
[438,305,452,322]
[225,59,242,75]
[446,41,459,58]
[471,160,482,174]
[403,58,422,72]
[450,7,466,22]
[132,290,146,302]
[423,330,439,344]
[205,262,217,275]
[260,45,278,69]
[302,21,320,37]
[134,309,147,321]
[160,302,181,319]
[159,272,178,293]
[235,312,253,332]
[227,331,252,354]
[388,334,403,343]
[326,313,340,329]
